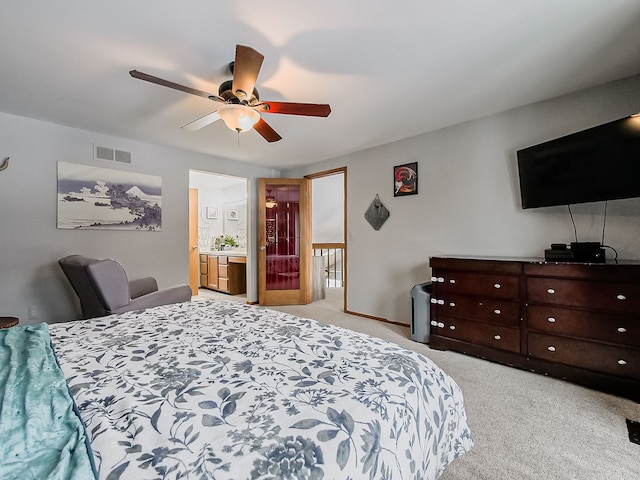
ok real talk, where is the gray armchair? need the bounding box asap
[59,254,192,319]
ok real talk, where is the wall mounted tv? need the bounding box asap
[517,115,640,209]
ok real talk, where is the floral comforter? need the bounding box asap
[49,299,472,480]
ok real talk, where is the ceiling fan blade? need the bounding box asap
[129,70,220,100]
[232,45,264,101]
[253,117,282,143]
[257,101,331,117]
[181,111,221,131]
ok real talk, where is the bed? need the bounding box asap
[8,299,473,479]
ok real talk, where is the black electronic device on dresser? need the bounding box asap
[544,242,606,263]
[429,255,640,401]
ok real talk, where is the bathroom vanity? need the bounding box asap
[200,252,247,295]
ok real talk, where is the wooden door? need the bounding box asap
[188,188,199,296]
[258,178,312,305]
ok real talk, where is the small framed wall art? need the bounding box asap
[393,162,418,196]
[206,207,218,219]
[227,208,238,221]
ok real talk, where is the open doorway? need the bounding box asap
[308,168,346,311]
[189,170,248,301]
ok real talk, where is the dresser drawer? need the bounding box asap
[527,305,640,348]
[432,315,520,353]
[528,333,640,380]
[432,294,520,326]
[527,277,640,314]
[218,277,229,292]
[432,271,520,300]
[200,261,208,274]
[524,262,640,282]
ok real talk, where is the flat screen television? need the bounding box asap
[517,116,640,209]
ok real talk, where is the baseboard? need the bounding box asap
[344,309,409,328]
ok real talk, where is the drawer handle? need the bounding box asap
[547,346,556,352]
[449,279,456,284]
[437,277,444,283]
[494,283,501,289]
[617,327,627,333]
[430,276,437,282]
[437,322,444,328]
[547,317,556,323]
[494,334,501,340]
[616,294,626,301]
[494,309,501,315]
[430,298,437,304]
[449,302,456,307]
[430,320,438,326]
[437,299,444,305]
[547,288,555,294]
[618,359,627,366]
[449,325,456,330]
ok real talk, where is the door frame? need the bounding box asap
[188,170,250,300]
[306,167,347,312]
[188,188,199,295]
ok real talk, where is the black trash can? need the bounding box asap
[411,282,431,343]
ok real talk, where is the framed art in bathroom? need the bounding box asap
[206,207,218,219]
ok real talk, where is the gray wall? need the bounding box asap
[284,74,640,324]
[0,113,278,324]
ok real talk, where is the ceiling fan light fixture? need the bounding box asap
[217,104,260,132]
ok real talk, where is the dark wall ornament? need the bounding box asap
[364,194,390,230]
[394,162,418,196]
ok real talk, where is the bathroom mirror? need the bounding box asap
[223,200,246,248]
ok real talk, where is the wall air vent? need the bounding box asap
[114,149,131,164]
[95,145,114,161]
[94,144,132,164]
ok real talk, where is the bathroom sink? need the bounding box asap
[205,249,246,256]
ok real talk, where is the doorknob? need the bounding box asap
[260,246,266,251]
[192,245,198,250]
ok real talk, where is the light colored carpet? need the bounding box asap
[194,288,640,480]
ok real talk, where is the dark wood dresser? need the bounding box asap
[429,256,640,401]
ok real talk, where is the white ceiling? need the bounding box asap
[2,1,640,169]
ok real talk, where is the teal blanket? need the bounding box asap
[0,324,96,480]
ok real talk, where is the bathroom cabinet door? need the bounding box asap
[207,256,219,290]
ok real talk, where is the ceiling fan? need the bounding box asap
[129,45,331,142]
